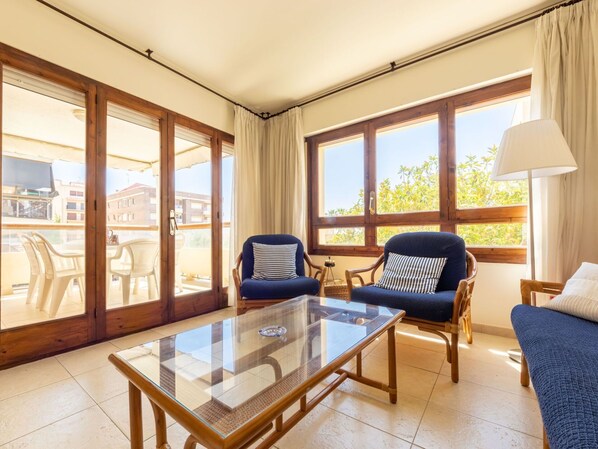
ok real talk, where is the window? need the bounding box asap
[307,77,530,263]
[173,123,212,297]
[66,202,77,210]
[318,134,364,217]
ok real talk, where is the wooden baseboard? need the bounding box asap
[471,323,515,338]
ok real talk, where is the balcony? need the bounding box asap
[1,222,230,329]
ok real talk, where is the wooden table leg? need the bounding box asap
[387,325,397,404]
[129,381,144,449]
[184,436,197,449]
[150,400,170,449]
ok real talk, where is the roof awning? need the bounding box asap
[2,155,57,197]
[3,134,212,174]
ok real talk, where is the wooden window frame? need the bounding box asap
[307,76,531,263]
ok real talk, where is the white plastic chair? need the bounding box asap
[19,234,43,305]
[32,233,85,318]
[108,239,159,305]
[175,233,185,293]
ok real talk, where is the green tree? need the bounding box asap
[325,146,527,246]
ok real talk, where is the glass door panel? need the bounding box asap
[1,67,87,328]
[106,103,161,309]
[173,124,212,297]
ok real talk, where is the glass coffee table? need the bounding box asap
[109,295,405,449]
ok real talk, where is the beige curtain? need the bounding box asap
[263,107,307,241]
[229,106,264,304]
[532,0,598,281]
[229,106,306,304]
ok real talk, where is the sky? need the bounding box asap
[322,96,529,213]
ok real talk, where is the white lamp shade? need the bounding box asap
[491,119,577,181]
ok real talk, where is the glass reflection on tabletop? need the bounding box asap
[114,295,402,437]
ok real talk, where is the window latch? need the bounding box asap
[369,191,376,215]
[169,210,179,236]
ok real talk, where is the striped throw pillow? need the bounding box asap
[543,262,598,322]
[251,243,298,280]
[375,252,447,294]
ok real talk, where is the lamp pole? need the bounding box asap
[528,170,536,281]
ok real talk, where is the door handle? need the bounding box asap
[369,191,376,215]
[169,210,179,236]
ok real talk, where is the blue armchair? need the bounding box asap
[232,234,326,314]
[345,232,477,382]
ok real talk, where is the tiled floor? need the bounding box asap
[0,308,543,448]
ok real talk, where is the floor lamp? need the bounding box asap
[491,118,577,362]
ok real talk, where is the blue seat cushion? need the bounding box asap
[351,285,455,322]
[240,276,320,300]
[512,305,598,449]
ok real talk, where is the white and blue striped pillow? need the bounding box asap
[251,243,298,280]
[375,252,447,294]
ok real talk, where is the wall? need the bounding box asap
[303,23,535,136]
[306,23,537,334]
[0,1,234,134]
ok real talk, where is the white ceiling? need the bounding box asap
[49,0,558,113]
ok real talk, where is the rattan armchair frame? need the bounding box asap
[233,252,326,314]
[345,251,477,383]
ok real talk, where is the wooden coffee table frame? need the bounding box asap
[109,310,405,449]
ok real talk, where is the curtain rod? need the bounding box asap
[267,0,582,119]
[34,0,263,119]
[36,0,581,121]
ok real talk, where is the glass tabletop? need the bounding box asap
[113,295,403,438]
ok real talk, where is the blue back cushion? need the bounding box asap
[242,234,305,280]
[384,232,466,291]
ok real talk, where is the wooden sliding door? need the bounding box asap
[97,88,169,338]
[0,59,98,365]
[170,116,221,320]
[0,43,232,368]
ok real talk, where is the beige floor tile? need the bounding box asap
[414,402,543,449]
[0,357,70,401]
[111,329,164,350]
[369,341,445,373]
[360,334,386,357]
[0,379,95,445]
[356,354,439,401]
[394,326,448,354]
[322,387,427,442]
[439,356,535,398]
[276,404,411,449]
[143,423,198,449]
[429,375,543,438]
[0,406,129,449]
[99,390,175,441]
[143,422,276,449]
[457,334,521,366]
[56,341,120,376]
[74,364,129,403]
